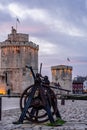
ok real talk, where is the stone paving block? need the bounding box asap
[2,100,87,130]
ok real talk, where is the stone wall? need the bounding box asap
[0,27,39,94]
[51,65,73,93]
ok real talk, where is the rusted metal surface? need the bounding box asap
[18,64,61,124]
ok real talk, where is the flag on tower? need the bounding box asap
[16,18,20,31]
[67,58,70,62]
[17,18,20,23]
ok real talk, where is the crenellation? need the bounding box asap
[8,33,29,42]
[7,26,29,42]
[0,41,39,50]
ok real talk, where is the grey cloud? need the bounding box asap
[0,12,12,23]
[0,0,87,77]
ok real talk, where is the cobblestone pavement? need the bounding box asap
[1,100,87,130]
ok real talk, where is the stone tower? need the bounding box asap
[0,27,39,94]
[51,65,72,92]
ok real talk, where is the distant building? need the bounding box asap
[0,27,39,94]
[51,65,73,93]
[72,76,87,94]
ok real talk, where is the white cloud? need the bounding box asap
[7,3,85,37]
[27,9,48,22]
[8,3,27,19]
[8,3,48,21]
[0,3,6,10]
[43,16,85,37]
[30,37,60,55]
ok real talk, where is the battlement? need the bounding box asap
[0,41,39,50]
[51,65,72,70]
[8,33,29,42]
[0,27,39,50]
[7,26,28,42]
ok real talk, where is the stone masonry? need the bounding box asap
[0,27,39,94]
[51,65,73,93]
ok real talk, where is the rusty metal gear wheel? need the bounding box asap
[20,85,55,123]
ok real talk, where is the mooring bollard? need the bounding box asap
[7,89,11,97]
[0,97,2,120]
[61,97,65,105]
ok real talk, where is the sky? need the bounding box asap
[0,0,87,80]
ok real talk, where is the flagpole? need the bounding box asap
[16,18,20,32]
[16,19,17,31]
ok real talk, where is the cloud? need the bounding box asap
[30,37,58,55]
[0,3,4,10]
[8,3,48,21]
[0,0,87,78]
[0,1,85,39]
[7,2,86,37]
[50,19,85,37]
[8,3,27,19]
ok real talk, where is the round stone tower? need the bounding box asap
[51,65,73,93]
[0,27,39,94]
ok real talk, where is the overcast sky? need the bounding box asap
[0,0,87,80]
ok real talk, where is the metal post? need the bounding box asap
[61,97,65,105]
[0,97,2,120]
